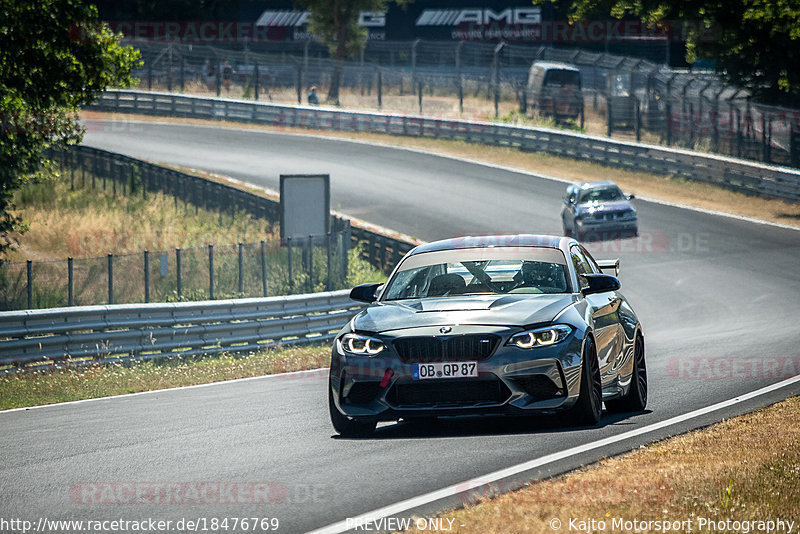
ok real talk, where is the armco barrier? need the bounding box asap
[88,90,800,202]
[0,290,363,369]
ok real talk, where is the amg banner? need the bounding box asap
[252,1,550,42]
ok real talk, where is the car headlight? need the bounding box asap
[341,333,385,356]
[507,325,573,349]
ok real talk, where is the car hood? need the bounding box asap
[578,199,633,213]
[352,294,578,333]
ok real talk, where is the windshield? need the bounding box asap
[382,247,570,300]
[543,69,581,87]
[577,186,625,203]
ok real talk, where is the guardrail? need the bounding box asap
[88,90,800,202]
[0,290,362,369]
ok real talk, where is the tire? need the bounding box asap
[567,337,602,426]
[606,335,647,413]
[328,380,376,437]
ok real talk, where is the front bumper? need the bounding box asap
[330,325,585,422]
[576,217,638,236]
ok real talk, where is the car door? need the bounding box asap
[570,245,619,385]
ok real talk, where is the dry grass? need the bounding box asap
[82,111,800,229]
[400,396,800,533]
[8,168,276,261]
[0,344,331,410]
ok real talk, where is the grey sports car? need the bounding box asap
[561,181,638,240]
[328,234,647,436]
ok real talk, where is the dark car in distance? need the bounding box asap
[328,234,647,436]
[561,181,638,241]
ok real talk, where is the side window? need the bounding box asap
[565,186,577,205]
[579,246,600,274]
[570,246,593,275]
[570,246,593,290]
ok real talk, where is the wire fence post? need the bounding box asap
[26,260,33,309]
[493,42,505,118]
[144,250,150,303]
[296,64,302,104]
[68,257,74,306]
[377,68,382,109]
[287,237,293,291]
[458,74,464,114]
[176,248,182,300]
[107,254,114,305]
[238,242,244,295]
[208,244,214,299]
[343,220,351,285]
[307,235,314,293]
[338,232,346,287]
[260,240,267,296]
[326,233,333,291]
[254,63,260,101]
[180,56,185,92]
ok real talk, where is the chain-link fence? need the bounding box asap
[0,144,423,311]
[0,232,351,311]
[124,39,800,168]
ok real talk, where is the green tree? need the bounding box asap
[0,0,140,256]
[564,0,800,106]
[295,0,410,105]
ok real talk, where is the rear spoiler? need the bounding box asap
[597,259,620,277]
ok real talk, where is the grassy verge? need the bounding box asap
[0,344,331,410]
[8,165,276,261]
[82,111,800,229]
[399,396,800,533]
[2,166,386,308]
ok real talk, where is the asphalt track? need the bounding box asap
[2,120,799,533]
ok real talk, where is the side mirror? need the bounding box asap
[349,283,382,303]
[581,273,621,295]
[596,259,620,277]
[627,193,636,200]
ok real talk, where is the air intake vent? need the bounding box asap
[393,334,500,363]
[387,378,510,408]
[513,375,565,401]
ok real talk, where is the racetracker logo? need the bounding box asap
[69,482,287,505]
[666,357,800,380]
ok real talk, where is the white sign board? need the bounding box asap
[280,174,330,241]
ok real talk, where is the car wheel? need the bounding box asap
[329,381,377,437]
[567,337,602,426]
[606,335,647,413]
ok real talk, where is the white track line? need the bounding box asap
[308,373,800,534]
[0,367,328,414]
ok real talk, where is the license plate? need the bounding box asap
[412,362,478,380]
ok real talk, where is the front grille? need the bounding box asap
[513,375,565,401]
[387,378,510,408]
[393,334,500,363]
[345,382,383,404]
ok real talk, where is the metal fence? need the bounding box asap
[0,145,417,311]
[0,290,363,369]
[0,235,351,311]
[127,40,800,168]
[88,91,800,203]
